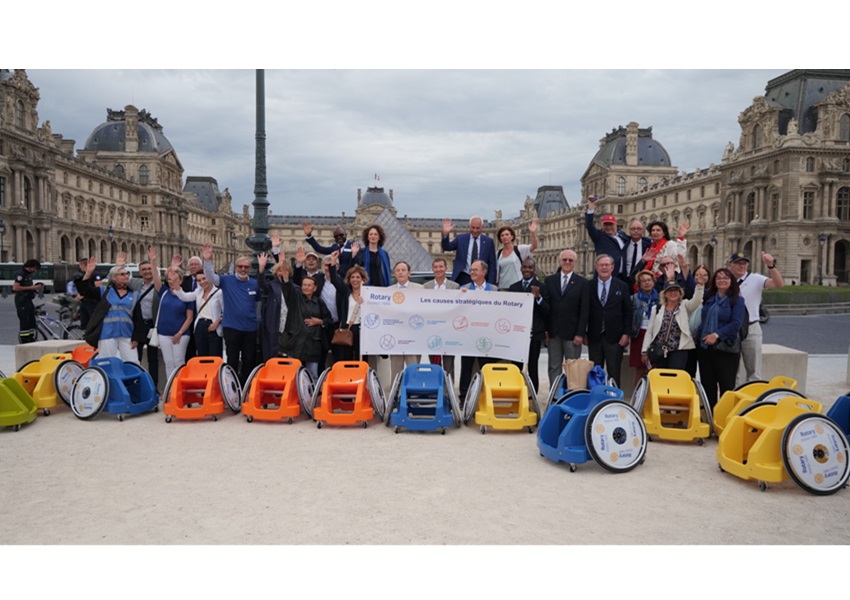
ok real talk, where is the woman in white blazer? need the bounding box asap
[173,272,223,357]
[641,278,704,370]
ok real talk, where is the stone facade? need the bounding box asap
[0,69,251,271]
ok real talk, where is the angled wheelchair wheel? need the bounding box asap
[695,379,713,436]
[70,367,109,420]
[219,363,242,413]
[384,371,403,426]
[585,399,647,473]
[553,388,590,406]
[295,366,315,417]
[732,379,768,392]
[782,414,850,496]
[241,363,264,408]
[161,364,183,406]
[546,373,566,413]
[53,359,84,406]
[445,373,462,427]
[463,372,482,424]
[307,368,330,418]
[523,371,541,421]
[630,376,648,414]
[367,368,386,422]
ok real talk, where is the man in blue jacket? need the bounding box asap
[202,243,259,384]
[441,215,497,286]
[584,196,625,277]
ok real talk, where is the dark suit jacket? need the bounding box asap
[508,277,548,340]
[293,266,326,295]
[618,233,652,287]
[441,232,497,284]
[587,276,632,344]
[541,271,590,341]
[306,237,355,275]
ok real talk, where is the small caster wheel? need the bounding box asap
[212,415,218,422]
[118,415,124,422]
[540,452,544,457]
[165,416,172,423]
[697,438,704,446]
[759,481,768,492]
[639,456,646,465]
[287,418,293,424]
[317,421,323,429]
[394,426,400,434]
[363,421,368,428]
[153,405,159,413]
[569,463,577,473]
[246,415,253,423]
[480,425,486,434]
[13,424,21,432]
[527,426,535,434]
[718,463,724,472]
[441,428,446,435]
[43,408,50,416]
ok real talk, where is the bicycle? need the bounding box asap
[35,303,84,341]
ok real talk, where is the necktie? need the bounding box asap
[471,237,479,264]
[600,282,608,305]
[561,274,568,293]
[630,242,639,275]
[523,280,529,291]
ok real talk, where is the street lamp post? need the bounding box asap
[582,239,589,276]
[108,224,114,262]
[0,219,6,262]
[818,233,826,286]
[710,235,717,270]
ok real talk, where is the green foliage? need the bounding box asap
[763,286,850,305]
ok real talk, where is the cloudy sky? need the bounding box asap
[25,69,787,221]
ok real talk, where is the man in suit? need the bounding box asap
[584,196,626,276]
[458,260,497,401]
[388,261,423,384]
[441,215,497,286]
[542,249,590,385]
[303,221,355,276]
[423,258,459,378]
[619,220,652,288]
[508,257,548,393]
[585,254,633,388]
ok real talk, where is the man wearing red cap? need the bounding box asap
[584,195,626,276]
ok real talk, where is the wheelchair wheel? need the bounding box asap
[752,387,806,406]
[732,379,768,392]
[70,366,109,420]
[546,373,566,413]
[219,363,242,413]
[463,372,482,424]
[161,365,183,406]
[307,368,330,418]
[53,359,84,406]
[585,399,647,473]
[630,376,648,414]
[523,371,541,421]
[384,371,403,426]
[295,366,315,417]
[695,379,713,437]
[241,363,264,408]
[445,373,462,427]
[782,413,850,496]
[0,369,5,379]
[367,368,386,422]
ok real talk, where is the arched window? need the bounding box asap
[15,100,24,128]
[745,192,756,223]
[838,187,850,221]
[139,165,149,185]
[638,177,647,188]
[803,192,814,219]
[616,177,625,196]
[840,114,850,141]
[806,157,815,172]
[752,124,762,149]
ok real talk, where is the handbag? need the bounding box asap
[332,299,360,347]
[713,335,741,354]
[563,358,594,390]
[147,293,163,348]
[647,306,674,364]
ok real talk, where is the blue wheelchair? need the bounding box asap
[383,364,461,434]
[70,357,159,421]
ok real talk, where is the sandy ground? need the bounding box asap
[2,353,850,597]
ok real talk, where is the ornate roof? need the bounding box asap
[591,125,671,168]
[84,106,174,154]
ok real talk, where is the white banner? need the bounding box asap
[360,287,534,362]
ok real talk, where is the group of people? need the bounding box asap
[582,196,784,407]
[13,201,783,407]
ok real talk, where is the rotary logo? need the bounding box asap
[793,444,804,456]
[839,453,845,464]
[815,423,825,435]
[475,337,493,353]
[392,291,406,304]
[814,473,825,484]
[633,438,640,447]
[595,424,605,434]
[619,409,626,419]
[452,316,468,331]
[609,453,618,462]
